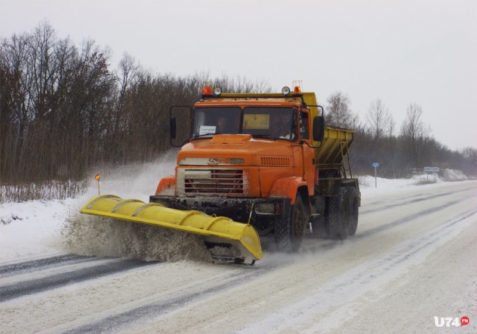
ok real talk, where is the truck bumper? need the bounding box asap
[149,195,291,234]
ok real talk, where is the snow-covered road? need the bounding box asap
[1,180,476,333]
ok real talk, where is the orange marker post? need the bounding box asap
[95,173,101,195]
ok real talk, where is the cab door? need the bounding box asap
[299,110,315,195]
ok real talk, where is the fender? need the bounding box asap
[155,176,176,195]
[269,176,307,204]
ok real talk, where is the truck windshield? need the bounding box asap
[192,107,295,140]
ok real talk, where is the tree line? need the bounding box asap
[325,93,477,177]
[0,23,475,186]
[0,23,267,184]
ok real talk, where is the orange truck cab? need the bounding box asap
[150,86,360,251]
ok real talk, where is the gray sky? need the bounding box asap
[1,0,476,150]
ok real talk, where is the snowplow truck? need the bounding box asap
[81,86,360,264]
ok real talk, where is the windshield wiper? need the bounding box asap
[251,134,273,139]
[251,134,291,141]
[192,133,214,139]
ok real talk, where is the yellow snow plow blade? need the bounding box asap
[80,195,262,263]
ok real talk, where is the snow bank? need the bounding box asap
[0,199,75,262]
[358,169,469,199]
[0,151,205,263]
[358,175,417,198]
[408,168,468,185]
[411,173,441,185]
[359,175,442,201]
[441,168,468,181]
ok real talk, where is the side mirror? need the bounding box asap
[169,105,193,147]
[170,117,177,140]
[313,116,325,142]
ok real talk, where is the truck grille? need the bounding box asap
[182,169,245,195]
[260,156,290,167]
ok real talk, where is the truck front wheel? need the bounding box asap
[274,195,307,252]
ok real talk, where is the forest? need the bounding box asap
[0,24,475,199]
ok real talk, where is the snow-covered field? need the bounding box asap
[0,151,178,263]
[1,161,476,333]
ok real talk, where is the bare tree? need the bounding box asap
[461,147,477,175]
[401,104,425,140]
[325,92,358,128]
[366,99,394,139]
[400,103,427,168]
[388,115,396,137]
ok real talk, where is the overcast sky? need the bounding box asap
[1,0,476,150]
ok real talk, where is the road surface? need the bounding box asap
[1,180,476,333]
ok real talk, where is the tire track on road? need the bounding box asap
[0,259,153,302]
[361,186,475,215]
[358,199,461,238]
[63,265,272,334]
[0,254,94,277]
[239,208,477,334]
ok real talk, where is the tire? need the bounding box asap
[309,196,328,239]
[327,188,349,240]
[311,214,329,239]
[274,195,307,252]
[346,187,359,236]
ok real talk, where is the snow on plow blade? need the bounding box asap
[80,195,262,263]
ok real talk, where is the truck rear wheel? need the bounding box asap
[274,195,306,252]
[311,214,329,239]
[327,188,349,240]
[345,187,359,236]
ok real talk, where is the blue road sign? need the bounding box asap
[372,162,380,168]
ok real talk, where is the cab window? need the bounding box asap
[300,111,309,139]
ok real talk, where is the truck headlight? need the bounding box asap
[255,203,275,214]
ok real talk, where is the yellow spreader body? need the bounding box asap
[80,195,262,263]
